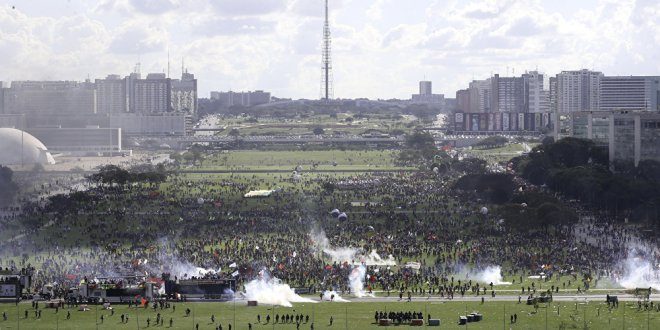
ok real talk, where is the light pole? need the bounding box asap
[95,301,99,330]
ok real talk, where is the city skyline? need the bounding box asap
[0,0,658,100]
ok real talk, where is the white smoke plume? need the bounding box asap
[244,270,316,307]
[150,237,221,279]
[472,266,512,285]
[321,290,350,302]
[616,248,660,291]
[452,264,512,285]
[349,265,373,297]
[309,227,395,266]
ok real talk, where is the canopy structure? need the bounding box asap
[243,190,276,198]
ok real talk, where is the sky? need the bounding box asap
[0,0,658,100]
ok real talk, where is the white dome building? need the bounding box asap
[0,128,55,165]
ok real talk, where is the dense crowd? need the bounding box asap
[0,163,658,299]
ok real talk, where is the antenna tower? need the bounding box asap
[320,0,333,102]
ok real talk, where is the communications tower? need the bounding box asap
[321,0,333,102]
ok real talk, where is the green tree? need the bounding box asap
[0,166,19,206]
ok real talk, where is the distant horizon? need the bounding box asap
[0,0,658,100]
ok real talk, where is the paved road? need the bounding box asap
[229,294,652,304]
[346,294,646,303]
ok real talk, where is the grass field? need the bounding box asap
[196,150,411,172]
[1,299,658,330]
[203,113,417,137]
[464,143,537,164]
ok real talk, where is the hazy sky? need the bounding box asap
[0,0,658,99]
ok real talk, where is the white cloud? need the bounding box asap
[0,0,657,99]
[108,23,168,54]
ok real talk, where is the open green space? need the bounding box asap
[204,113,418,137]
[0,300,657,330]
[194,150,412,172]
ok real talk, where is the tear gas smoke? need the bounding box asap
[321,290,350,302]
[617,248,660,290]
[244,270,316,307]
[309,228,395,266]
[349,265,373,297]
[472,266,512,285]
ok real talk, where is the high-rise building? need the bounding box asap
[599,76,660,111]
[468,79,491,113]
[491,74,524,113]
[411,81,444,104]
[133,73,171,114]
[456,89,471,113]
[95,75,128,114]
[171,71,197,114]
[0,82,4,114]
[127,72,141,113]
[2,81,96,115]
[522,71,548,113]
[419,81,432,95]
[556,69,603,113]
[549,77,558,113]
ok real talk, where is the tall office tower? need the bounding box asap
[522,71,548,113]
[126,71,141,113]
[412,81,444,104]
[171,71,198,114]
[133,73,171,114]
[491,74,524,113]
[556,69,603,113]
[468,79,491,113]
[96,75,128,114]
[456,89,471,113]
[600,76,660,111]
[419,81,432,95]
[549,77,558,113]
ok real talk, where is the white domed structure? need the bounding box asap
[0,128,55,165]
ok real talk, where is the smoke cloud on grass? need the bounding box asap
[244,270,316,307]
[321,290,350,302]
[349,265,374,297]
[452,264,512,285]
[616,247,660,291]
[148,237,221,279]
[309,227,395,266]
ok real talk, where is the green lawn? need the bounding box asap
[195,150,412,171]
[464,143,539,164]
[1,300,657,329]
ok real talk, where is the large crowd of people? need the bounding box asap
[0,155,658,301]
